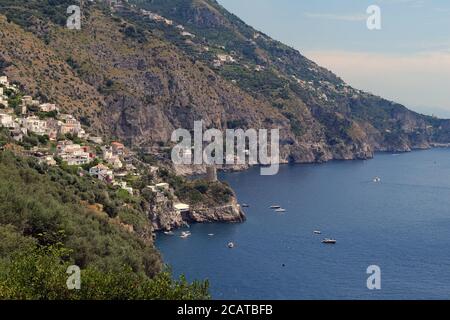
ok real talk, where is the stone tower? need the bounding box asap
[206,165,217,182]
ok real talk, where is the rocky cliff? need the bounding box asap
[186,197,245,224]
[150,196,245,231]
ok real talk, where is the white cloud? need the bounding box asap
[379,0,425,7]
[304,12,367,22]
[304,50,450,116]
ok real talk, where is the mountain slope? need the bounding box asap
[129,0,450,154]
[1,0,450,164]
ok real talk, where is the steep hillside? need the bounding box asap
[0,15,105,132]
[0,1,289,148]
[129,0,450,155]
[1,0,450,164]
[0,144,211,298]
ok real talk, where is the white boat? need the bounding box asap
[208,233,214,236]
[164,231,174,236]
[322,238,337,244]
[270,205,281,209]
[373,177,381,183]
[275,208,286,213]
[180,231,191,238]
[227,242,235,248]
[313,231,322,235]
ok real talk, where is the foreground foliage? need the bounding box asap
[0,241,209,300]
[0,151,209,299]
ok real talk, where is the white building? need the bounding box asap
[65,154,90,166]
[0,76,8,86]
[0,88,8,108]
[23,116,47,135]
[217,54,236,63]
[58,114,82,136]
[0,113,14,128]
[106,155,123,169]
[149,166,159,174]
[102,146,113,160]
[155,182,170,191]
[174,203,190,213]
[89,164,114,183]
[39,155,57,166]
[39,103,59,113]
[181,31,195,38]
[57,141,92,166]
[22,96,39,107]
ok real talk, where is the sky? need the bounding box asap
[218,0,450,117]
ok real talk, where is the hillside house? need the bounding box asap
[0,88,8,108]
[106,155,123,169]
[0,76,8,85]
[39,155,57,166]
[57,141,92,166]
[39,103,59,113]
[217,54,236,63]
[181,31,195,38]
[89,164,114,183]
[58,114,82,136]
[111,141,125,155]
[23,116,47,135]
[174,203,190,214]
[22,96,40,107]
[155,182,170,191]
[0,113,14,128]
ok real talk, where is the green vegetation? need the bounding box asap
[159,168,234,206]
[0,0,89,29]
[0,240,209,300]
[0,150,210,299]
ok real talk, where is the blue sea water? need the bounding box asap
[156,149,450,299]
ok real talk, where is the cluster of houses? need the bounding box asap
[213,53,237,68]
[0,75,18,108]
[0,75,135,192]
[139,8,197,40]
[1,75,192,214]
[0,77,87,142]
[56,140,94,166]
[140,9,174,26]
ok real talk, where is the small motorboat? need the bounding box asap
[208,233,214,237]
[227,242,235,248]
[275,208,286,213]
[164,231,174,236]
[270,205,281,209]
[313,231,322,235]
[180,231,191,238]
[241,204,249,208]
[322,238,337,244]
[373,177,381,183]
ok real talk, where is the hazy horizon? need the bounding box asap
[218,0,450,118]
